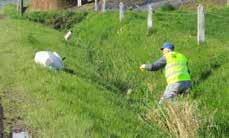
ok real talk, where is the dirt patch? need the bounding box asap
[0,15,5,20]
[2,89,30,138]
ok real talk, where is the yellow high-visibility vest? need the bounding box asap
[164,52,191,84]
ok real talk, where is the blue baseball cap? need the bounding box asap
[160,42,175,51]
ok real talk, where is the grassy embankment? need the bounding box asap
[0,4,228,137]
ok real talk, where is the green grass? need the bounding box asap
[0,5,229,137]
[0,17,164,138]
[3,4,88,31]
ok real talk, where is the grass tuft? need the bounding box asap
[146,101,201,138]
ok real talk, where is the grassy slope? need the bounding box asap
[70,8,229,136]
[0,18,165,137]
[0,6,229,137]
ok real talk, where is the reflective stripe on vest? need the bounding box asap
[165,63,187,70]
[165,52,191,84]
[166,70,189,80]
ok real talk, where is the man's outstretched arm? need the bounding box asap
[144,56,166,71]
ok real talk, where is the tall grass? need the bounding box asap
[146,101,201,138]
[1,4,229,137]
[69,9,229,137]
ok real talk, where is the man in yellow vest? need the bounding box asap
[140,42,192,104]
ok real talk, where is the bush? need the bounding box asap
[160,3,176,11]
[3,4,88,31]
[24,11,88,30]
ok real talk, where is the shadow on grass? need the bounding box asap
[63,68,77,76]
[196,63,221,85]
[192,62,222,98]
[62,67,131,94]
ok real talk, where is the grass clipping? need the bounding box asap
[146,101,200,138]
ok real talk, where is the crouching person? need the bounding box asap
[140,42,192,104]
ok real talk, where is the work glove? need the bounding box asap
[140,64,146,71]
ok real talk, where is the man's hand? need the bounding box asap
[140,64,146,71]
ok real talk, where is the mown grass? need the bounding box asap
[0,4,229,137]
[0,17,165,138]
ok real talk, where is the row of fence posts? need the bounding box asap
[17,0,228,45]
[16,0,205,45]
[94,1,206,45]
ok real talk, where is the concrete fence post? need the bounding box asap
[94,0,98,11]
[102,0,106,12]
[197,4,205,45]
[147,4,153,33]
[119,2,125,22]
[78,0,82,7]
[17,0,23,15]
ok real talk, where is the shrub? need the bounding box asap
[160,3,176,11]
[3,4,87,31]
[24,11,88,30]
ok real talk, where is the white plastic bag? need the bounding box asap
[64,31,72,41]
[34,51,64,70]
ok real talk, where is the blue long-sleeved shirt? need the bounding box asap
[144,56,166,71]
